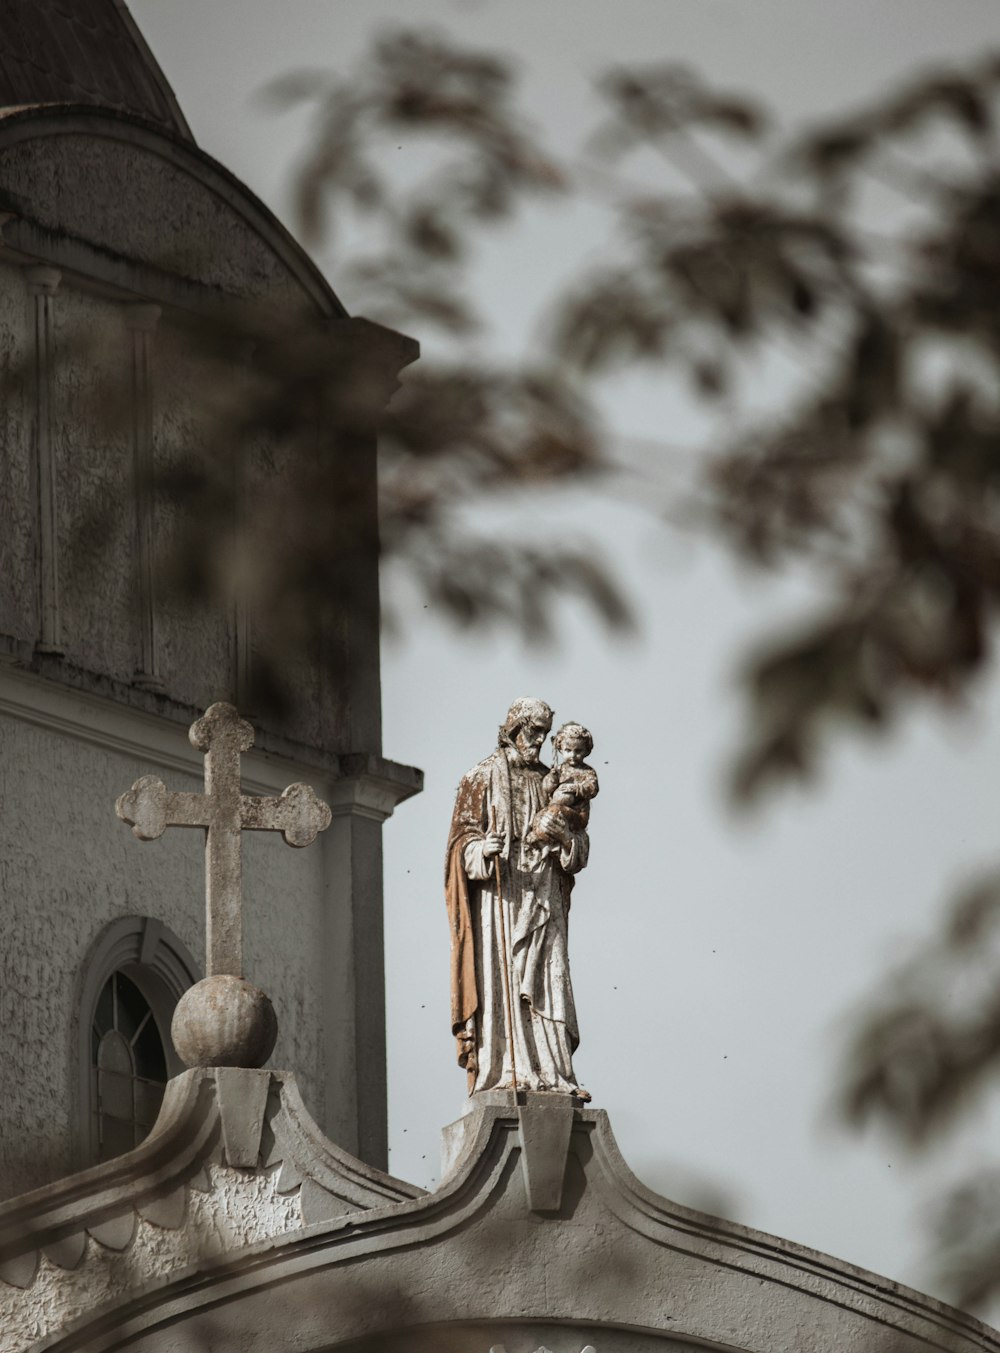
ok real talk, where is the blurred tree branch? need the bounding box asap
[258,31,1000,806]
[258,32,1000,1312]
[26,31,1000,1300]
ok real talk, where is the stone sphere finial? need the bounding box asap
[171,975,278,1069]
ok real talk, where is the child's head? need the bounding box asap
[553,722,593,765]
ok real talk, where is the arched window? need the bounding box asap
[78,917,199,1166]
[92,969,169,1160]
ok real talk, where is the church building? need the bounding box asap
[1,7,999,1353]
[0,0,420,1199]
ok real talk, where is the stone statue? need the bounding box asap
[445,698,593,1100]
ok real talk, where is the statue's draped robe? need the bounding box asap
[445,749,588,1093]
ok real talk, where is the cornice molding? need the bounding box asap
[0,663,313,795]
[0,665,422,815]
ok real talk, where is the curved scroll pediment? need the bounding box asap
[4,1091,996,1353]
[0,1067,422,1348]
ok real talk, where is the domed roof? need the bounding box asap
[0,0,192,142]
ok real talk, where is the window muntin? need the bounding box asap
[90,970,169,1161]
[78,916,198,1167]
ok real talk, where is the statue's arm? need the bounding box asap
[463,838,495,880]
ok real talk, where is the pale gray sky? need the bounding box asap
[134,0,1000,1310]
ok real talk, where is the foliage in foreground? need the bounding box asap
[13,24,1000,1309]
[264,32,1000,1311]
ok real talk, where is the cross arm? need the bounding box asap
[116,775,213,840]
[240,783,332,847]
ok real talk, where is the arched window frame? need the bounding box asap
[76,916,199,1167]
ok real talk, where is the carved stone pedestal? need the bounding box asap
[443,1090,588,1212]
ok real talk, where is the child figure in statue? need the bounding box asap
[526,722,599,850]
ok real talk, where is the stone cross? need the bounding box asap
[116,702,332,978]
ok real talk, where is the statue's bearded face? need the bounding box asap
[514,717,551,765]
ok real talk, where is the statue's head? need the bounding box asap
[498,697,553,766]
[553,722,593,763]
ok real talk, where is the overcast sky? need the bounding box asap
[133,0,1000,1312]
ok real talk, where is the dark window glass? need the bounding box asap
[94,979,114,1037]
[114,975,148,1043]
[91,971,168,1162]
[134,1009,167,1082]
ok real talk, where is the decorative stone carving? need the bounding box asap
[116,701,332,1068]
[117,702,332,977]
[172,973,278,1070]
[489,1347,596,1353]
[0,1066,424,1348]
[446,699,594,1100]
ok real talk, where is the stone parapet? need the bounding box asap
[3,1084,997,1353]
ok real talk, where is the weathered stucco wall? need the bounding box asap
[0,246,381,756]
[0,696,327,1200]
[150,316,239,713]
[0,127,301,303]
[0,1163,300,1349]
[0,107,384,760]
[53,287,135,684]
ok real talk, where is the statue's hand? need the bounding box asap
[481,832,504,859]
[540,810,571,847]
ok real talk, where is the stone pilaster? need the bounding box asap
[24,265,62,655]
[231,340,256,711]
[319,762,420,1168]
[126,303,163,691]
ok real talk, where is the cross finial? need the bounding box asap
[116,702,331,979]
